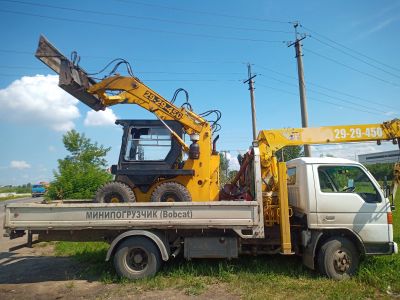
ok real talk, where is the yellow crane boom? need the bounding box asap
[258,119,400,192]
[255,119,400,253]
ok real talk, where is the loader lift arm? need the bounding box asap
[35,35,221,202]
[35,35,209,144]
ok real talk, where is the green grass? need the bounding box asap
[0,194,31,201]
[54,190,400,299]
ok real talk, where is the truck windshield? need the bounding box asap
[318,165,381,203]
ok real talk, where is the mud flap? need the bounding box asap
[302,230,323,270]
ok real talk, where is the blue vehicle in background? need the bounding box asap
[31,184,46,197]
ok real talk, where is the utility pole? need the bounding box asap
[288,22,311,157]
[220,150,230,178]
[244,63,258,142]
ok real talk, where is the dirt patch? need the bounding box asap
[0,280,239,300]
[0,244,240,300]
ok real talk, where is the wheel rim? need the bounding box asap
[161,192,180,202]
[333,250,351,273]
[105,193,123,203]
[126,248,149,272]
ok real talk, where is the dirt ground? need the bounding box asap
[0,198,239,300]
[0,242,240,300]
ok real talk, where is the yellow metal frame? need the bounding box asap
[257,119,400,253]
[278,162,292,254]
[87,75,220,202]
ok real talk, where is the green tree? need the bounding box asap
[219,152,230,186]
[276,146,304,162]
[47,130,112,200]
[365,163,395,181]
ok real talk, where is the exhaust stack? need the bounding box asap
[35,35,105,111]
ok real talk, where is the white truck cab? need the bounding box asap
[287,157,397,279]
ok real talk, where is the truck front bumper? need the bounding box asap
[365,242,398,255]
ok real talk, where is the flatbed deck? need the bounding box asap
[4,200,264,238]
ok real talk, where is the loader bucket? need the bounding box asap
[35,35,106,111]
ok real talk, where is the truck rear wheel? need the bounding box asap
[318,237,359,280]
[150,182,191,202]
[94,182,136,203]
[113,237,162,280]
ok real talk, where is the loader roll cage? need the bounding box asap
[113,119,194,193]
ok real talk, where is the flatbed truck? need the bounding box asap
[3,149,398,280]
[4,36,399,281]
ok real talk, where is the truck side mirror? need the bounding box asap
[384,186,391,198]
[389,188,396,211]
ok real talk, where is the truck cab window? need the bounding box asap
[318,166,381,203]
[125,126,171,161]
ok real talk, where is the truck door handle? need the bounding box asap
[323,216,335,221]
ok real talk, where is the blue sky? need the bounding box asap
[0,0,399,185]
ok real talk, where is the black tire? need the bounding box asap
[150,182,192,202]
[94,182,136,203]
[317,237,359,280]
[113,237,162,280]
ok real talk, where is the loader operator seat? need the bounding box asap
[129,127,149,160]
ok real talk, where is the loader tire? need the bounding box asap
[150,182,191,202]
[94,182,136,203]
[114,237,162,280]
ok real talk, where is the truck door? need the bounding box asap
[314,164,389,244]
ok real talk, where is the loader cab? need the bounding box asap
[112,120,194,193]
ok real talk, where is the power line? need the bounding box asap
[0,64,244,76]
[256,64,399,110]
[311,36,400,80]
[0,9,285,44]
[304,48,400,88]
[116,0,291,24]
[257,83,387,116]
[259,74,393,114]
[141,79,240,82]
[0,49,246,64]
[0,65,47,70]
[0,49,31,55]
[301,24,400,73]
[0,73,26,77]
[0,72,240,82]
[137,71,243,75]
[1,0,293,34]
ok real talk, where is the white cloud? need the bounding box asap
[311,142,398,161]
[0,75,80,131]
[359,17,398,39]
[10,160,31,169]
[84,108,117,126]
[226,152,240,171]
[48,145,56,152]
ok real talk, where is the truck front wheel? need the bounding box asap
[113,237,162,280]
[318,237,360,280]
